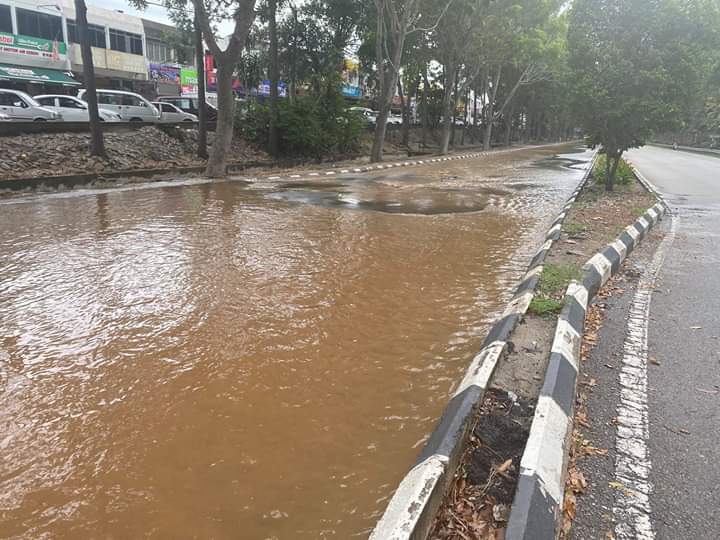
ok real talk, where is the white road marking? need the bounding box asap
[613,215,677,540]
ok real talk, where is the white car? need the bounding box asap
[78,89,160,123]
[152,102,198,123]
[348,106,378,125]
[0,89,61,121]
[34,95,121,122]
[387,114,403,125]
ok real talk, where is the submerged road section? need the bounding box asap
[0,145,591,539]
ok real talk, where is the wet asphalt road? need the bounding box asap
[571,145,720,539]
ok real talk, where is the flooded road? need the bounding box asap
[0,145,592,539]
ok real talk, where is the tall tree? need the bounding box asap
[370,0,424,162]
[194,10,208,159]
[194,0,258,177]
[569,0,720,190]
[74,0,104,157]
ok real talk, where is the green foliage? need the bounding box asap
[241,92,363,159]
[528,263,581,317]
[568,0,720,188]
[528,297,564,316]
[538,263,581,297]
[593,155,634,186]
[563,222,587,235]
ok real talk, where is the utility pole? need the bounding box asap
[194,9,208,159]
[74,0,104,157]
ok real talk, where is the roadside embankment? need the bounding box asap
[0,127,266,181]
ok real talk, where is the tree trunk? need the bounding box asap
[440,64,457,155]
[206,61,236,177]
[606,152,621,192]
[398,79,409,148]
[371,76,396,162]
[421,69,430,148]
[74,0,104,157]
[194,11,208,159]
[268,0,279,158]
[483,66,502,151]
[504,102,515,147]
[461,87,469,146]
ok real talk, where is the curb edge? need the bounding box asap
[369,150,598,540]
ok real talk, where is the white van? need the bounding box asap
[35,95,121,122]
[0,89,60,121]
[78,89,160,122]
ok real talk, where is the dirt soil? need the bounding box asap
[427,166,658,539]
[429,389,533,539]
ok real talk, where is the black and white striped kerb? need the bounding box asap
[261,142,573,185]
[505,201,667,540]
[369,152,597,540]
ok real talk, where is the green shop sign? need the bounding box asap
[180,67,198,86]
[0,32,67,56]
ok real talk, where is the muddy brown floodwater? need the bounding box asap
[0,145,592,539]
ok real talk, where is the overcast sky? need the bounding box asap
[93,0,174,24]
[92,0,235,36]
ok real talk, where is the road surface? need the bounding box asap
[570,145,720,539]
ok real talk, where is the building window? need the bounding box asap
[0,5,12,33]
[16,7,63,41]
[146,38,174,63]
[67,20,107,48]
[109,28,143,55]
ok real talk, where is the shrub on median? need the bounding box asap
[593,155,634,186]
[239,92,363,160]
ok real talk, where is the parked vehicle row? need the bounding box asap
[348,106,403,126]
[0,88,214,124]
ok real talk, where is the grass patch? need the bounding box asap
[563,222,587,235]
[537,263,582,297]
[528,297,564,316]
[528,264,582,317]
[631,206,647,217]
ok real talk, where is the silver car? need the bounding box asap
[0,89,61,121]
[152,101,198,123]
[78,89,160,123]
[34,95,121,122]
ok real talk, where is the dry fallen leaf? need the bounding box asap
[493,504,509,522]
[609,481,624,490]
[496,459,513,475]
[690,326,702,330]
[649,356,661,365]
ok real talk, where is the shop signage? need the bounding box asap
[150,63,181,84]
[259,80,287,97]
[0,32,70,70]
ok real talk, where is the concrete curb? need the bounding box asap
[369,151,598,540]
[0,142,573,192]
[505,185,667,539]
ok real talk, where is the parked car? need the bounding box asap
[348,106,377,126]
[34,95,121,122]
[78,89,160,122]
[0,89,61,121]
[152,101,198,123]
[387,113,403,125]
[157,96,218,121]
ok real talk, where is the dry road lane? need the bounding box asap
[570,145,720,540]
